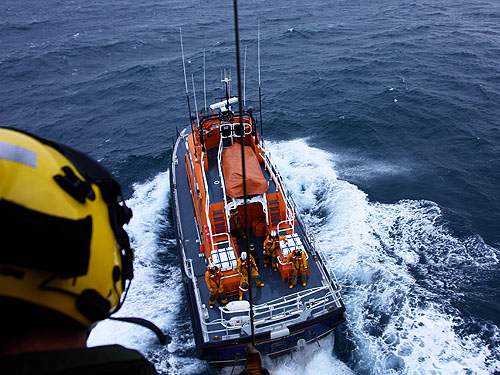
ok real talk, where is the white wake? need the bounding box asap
[90,140,500,375]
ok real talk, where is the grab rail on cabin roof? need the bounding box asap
[217,134,231,230]
[200,146,232,256]
[200,150,216,254]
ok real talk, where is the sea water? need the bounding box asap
[2,0,499,373]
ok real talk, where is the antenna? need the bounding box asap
[233,0,256,347]
[222,69,231,110]
[191,74,199,128]
[180,27,196,155]
[203,49,207,110]
[221,69,224,96]
[192,74,205,152]
[243,45,247,108]
[258,21,264,140]
[180,28,189,96]
[258,22,261,88]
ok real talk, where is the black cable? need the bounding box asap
[233,0,256,348]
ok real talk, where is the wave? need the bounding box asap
[87,171,207,375]
[90,139,500,374]
[267,139,500,374]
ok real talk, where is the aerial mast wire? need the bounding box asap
[258,21,263,142]
[222,69,231,109]
[203,49,207,110]
[192,74,204,152]
[180,28,189,96]
[180,28,197,157]
[233,0,256,347]
[192,74,200,127]
[243,45,247,108]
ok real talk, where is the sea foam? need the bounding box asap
[268,139,500,375]
[88,171,206,374]
[90,140,500,375]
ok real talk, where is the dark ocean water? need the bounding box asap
[2,0,500,374]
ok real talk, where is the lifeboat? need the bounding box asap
[170,77,345,367]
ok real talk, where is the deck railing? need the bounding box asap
[205,285,342,340]
[217,133,231,229]
[259,143,343,297]
[172,131,212,342]
[260,145,295,228]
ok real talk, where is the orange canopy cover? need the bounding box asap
[222,143,268,198]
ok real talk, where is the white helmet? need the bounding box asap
[271,230,277,237]
[209,262,215,270]
[241,252,247,261]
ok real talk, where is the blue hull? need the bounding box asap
[200,308,345,367]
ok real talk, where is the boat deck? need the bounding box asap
[174,134,331,332]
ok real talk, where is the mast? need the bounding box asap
[192,74,205,152]
[243,45,247,108]
[180,28,197,157]
[203,48,207,110]
[222,69,231,110]
[191,74,199,126]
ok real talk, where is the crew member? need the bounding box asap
[237,252,264,300]
[204,262,228,309]
[230,210,246,239]
[263,229,287,271]
[286,248,308,288]
[0,127,158,374]
[248,243,258,262]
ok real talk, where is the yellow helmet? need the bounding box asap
[0,127,134,328]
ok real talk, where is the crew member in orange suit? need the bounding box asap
[205,262,228,308]
[286,248,308,288]
[263,229,287,271]
[230,210,246,239]
[237,252,264,300]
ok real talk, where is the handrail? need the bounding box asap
[217,135,231,229]
[283,186,343,296]
[198,140,232,256]
[212,285,341,334]
[258,142,342,297]
[186,258,210,341]
[199,150,219,256]
[172,131,211,342]
[260,145,295,226]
